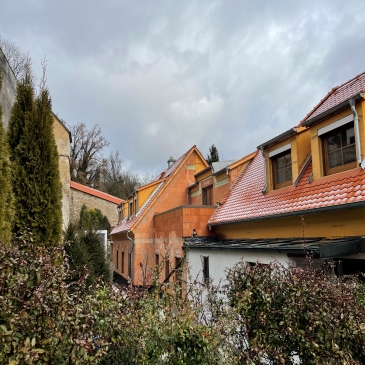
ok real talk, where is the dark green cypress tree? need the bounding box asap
[206,144,220,165]
[0,71,14,244]
[8,68,62,246]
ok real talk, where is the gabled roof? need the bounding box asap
[151,146,202,182]
[209,152,365,225]
[228,151,258,170]
[111,145,208,235]
[300,71,365,126]
[70,181,123,205]
[52,112,72,143]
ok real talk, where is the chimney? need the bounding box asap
[167,156,176,169]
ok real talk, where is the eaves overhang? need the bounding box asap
[209,200,365,227]
[257,128,297,150]
[184,236,365,259]
[194,165,212,178]
[302,92,364,127]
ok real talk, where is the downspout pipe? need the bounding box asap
[349,98,364,168]
[260,146,267,193]
[127,230,134,282]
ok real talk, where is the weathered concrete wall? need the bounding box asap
[70,188,119,226]
[0,49,17,128]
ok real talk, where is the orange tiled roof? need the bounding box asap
[300,71,365,125]
[70,181,123,205]
[209,152,365,225]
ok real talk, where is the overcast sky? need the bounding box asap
[1,0,365,176]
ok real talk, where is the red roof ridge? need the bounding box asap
[336,70,365,90]
[299,70,365,126]
[70,181,123,205]
[298,89,335,126]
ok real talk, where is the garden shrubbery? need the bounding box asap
[2,233,365,364]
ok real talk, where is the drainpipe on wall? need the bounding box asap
[260,146,268,193]
[127,229,134,282]
[349,98,365,169]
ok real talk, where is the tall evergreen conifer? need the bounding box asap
[8,68,62,246]
[206,144,220,165]
[0,71,14,243]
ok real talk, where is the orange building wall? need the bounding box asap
[112,150,207,285]
[154,206,216,239]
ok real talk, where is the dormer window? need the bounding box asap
[269,144,292,189]
[321,122,356,176]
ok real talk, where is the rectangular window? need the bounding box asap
[175,257,183,295]
[155,253,160,267]
[202,256,209,284]
[122,252,125,273]
[175,257,182,282]
[128,253,132,278]
[116,250,119,270]
[272,150,292,189]
[165,258,170,281]
[129,201,133,218]
[202,185,213,205]
[322,122,356,175]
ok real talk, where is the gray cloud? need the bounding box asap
[1,0,365,176]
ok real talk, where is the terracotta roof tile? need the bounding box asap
[209,152,365,225]
[70,181,123,205]
[300,71,365,124]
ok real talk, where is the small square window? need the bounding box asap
[322,122,357,175]
[272,150,292,189]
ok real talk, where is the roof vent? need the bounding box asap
[167,156,176,169]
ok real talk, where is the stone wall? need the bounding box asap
[0,49,17,128]
[70,188,119,227]
[53,114,71,230]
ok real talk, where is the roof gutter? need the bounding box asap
[257,128,297,150]
[209,200,365,226]
[302,93,364,127]
[349,98,365,168]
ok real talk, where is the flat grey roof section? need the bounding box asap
[184,236,365,259]
[211,160,236,174]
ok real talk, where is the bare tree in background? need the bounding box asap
[70,122,155,198]
[0,35,30,79]
[100,151,145,199]
[70,122,109,188]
